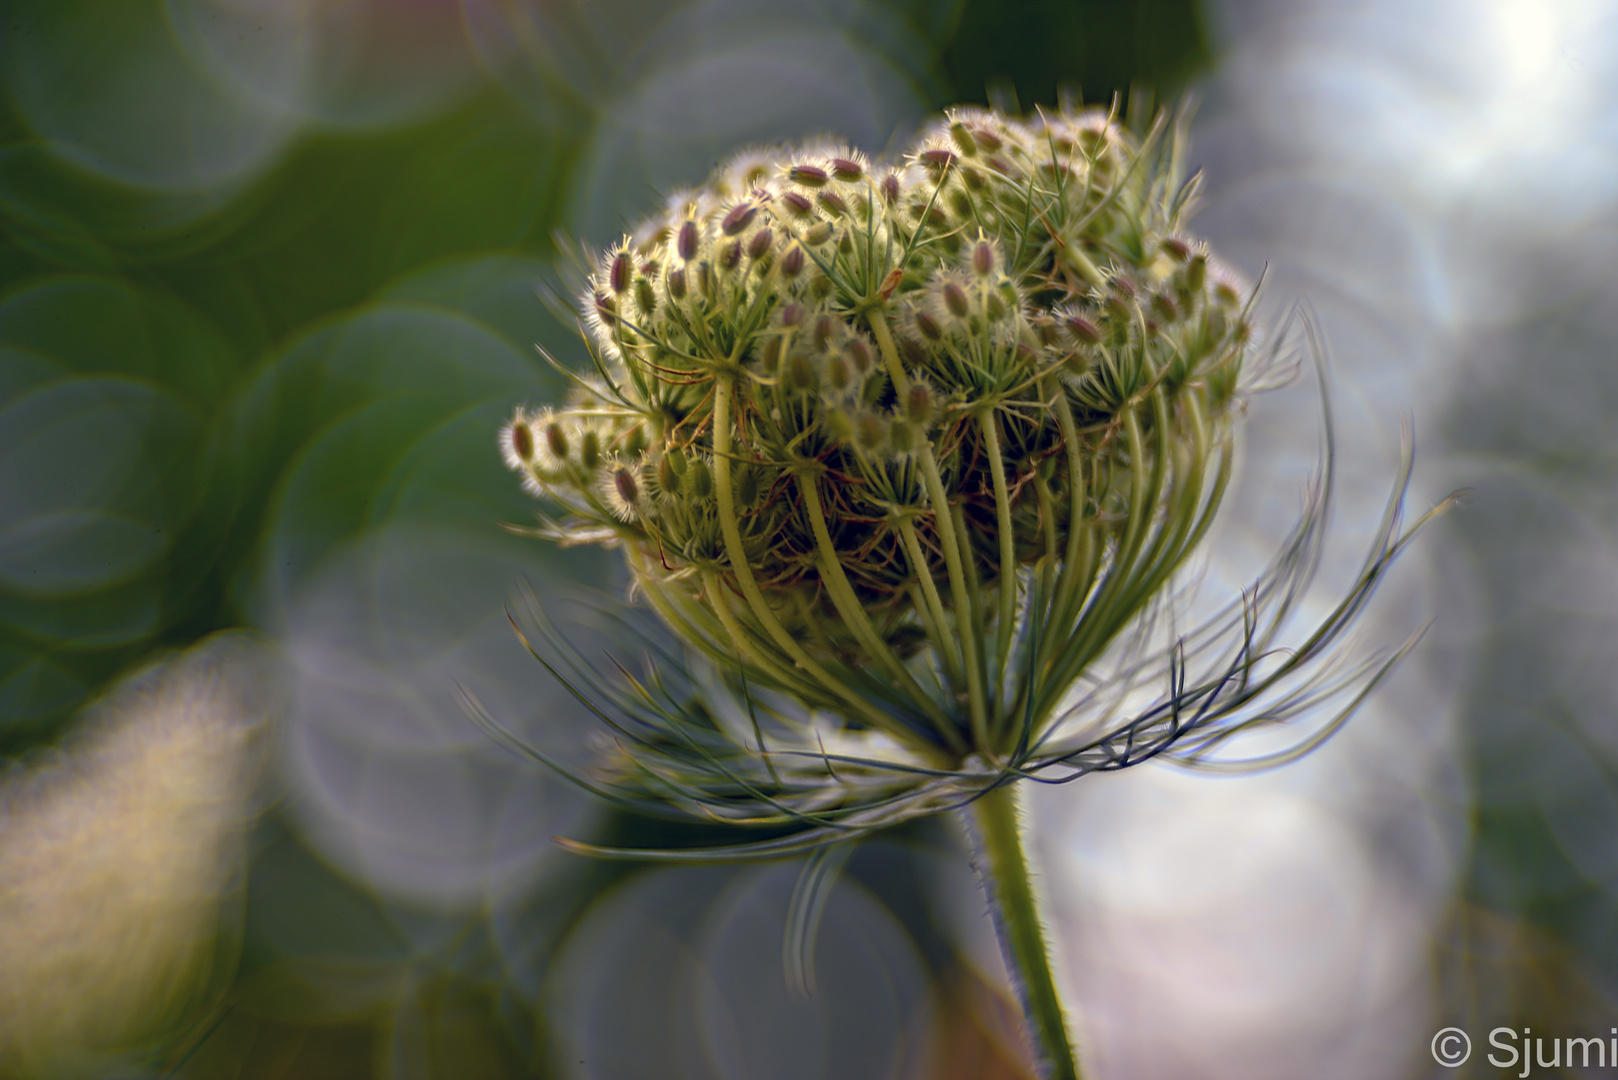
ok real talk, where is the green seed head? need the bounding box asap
[904,382,934,427]
[786,352,817,394]
[507,415,533,464]
[502,102,1280,804]
[655,453,681,497]
[686,457,713,499]
[492,100,1442,867]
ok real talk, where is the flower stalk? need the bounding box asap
[968,782,1079,1079]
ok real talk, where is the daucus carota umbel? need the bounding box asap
[488,102,1443,1079]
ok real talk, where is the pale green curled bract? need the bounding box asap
[483,101,1451,1079]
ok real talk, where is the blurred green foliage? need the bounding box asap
[943,0,1212,110]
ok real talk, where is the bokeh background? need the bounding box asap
[2,1,1616,1077]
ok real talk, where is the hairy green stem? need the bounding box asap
[967,783,1080,1080]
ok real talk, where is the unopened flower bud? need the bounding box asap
[904,382,934,426]
[509,420,534,463]
[789,164,829,188]
[787,352,817,393]
[747,227,773,260]
[760,336,783,372]
[687,458,713,498]
[677,220,699,261]
[1065,314,1102,344]
[656,454,681,495]
[813,314,837,351]
[781,244,806,278]
[972,240,995,277]
[825,353,852,393]
[607,465,641,520]
[609,252,631,294]
[830,157,863,181]
[1187,254,1207,292]
[722,203,757,235]
[845,338,873,373]
[544,421,568,461]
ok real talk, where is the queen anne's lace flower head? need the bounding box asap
[492,104,1438,859]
